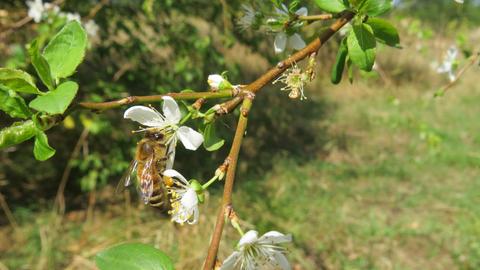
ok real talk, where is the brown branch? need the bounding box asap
[202,11,355,269]
[298,14,334,21]
[77,90,234,111]
[203,94,254,270]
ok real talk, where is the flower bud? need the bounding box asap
[208,74,233,91]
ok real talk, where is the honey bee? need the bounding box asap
[118,130,174,211]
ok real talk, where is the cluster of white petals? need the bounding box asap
[26,0,99,38]
[273,5,307,54]
[435,46,458,82]
[163,169,199,224]
[124,96,204,169]
[454,0,464,3]
[220,230,293,270]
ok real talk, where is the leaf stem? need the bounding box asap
[201,174,219,190]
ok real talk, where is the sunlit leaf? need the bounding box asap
[203,122,225,151]
[314,0,348,13]
[359,0,392,16]
[366,18,400,47]
[43,21,87,80]
[29,39,55,91]
[0,120,37,150]
[0,84,32,119]
[29,81,78,115]
[33,130,55,161]
[96,243,174,270]
[331,38,349,84]
[0,68,43,95]
[347,23,376,71]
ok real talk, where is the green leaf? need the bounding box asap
[202,122,225,151]
[331,38,349,84]
[0,68,43,95]
[359,0,392,16]
[29,39,55,91]
[29,81,78,114]
[366,18,400,47]
[314,0,348,13]
[43,21,87,80]
[0,84,32,119]
[0,120,37,150]
[347,23,376,71]
[33,130,55,161]
[96,243,174,270]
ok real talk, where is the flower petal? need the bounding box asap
[295,7,308,16]
[274,33,287,54]
[176,126,204,150]
[272,251,291,270]
[238,230,259,247]
[124,106,165,127]
[288,33,306,51]
[162,96,181,124]
[187,205,200,225]
[166,142,176,170]
[275,4,288,15]
[220,251,241,270]
[163,169,188,184]
[181,188,198,208]
[258,231,292,244]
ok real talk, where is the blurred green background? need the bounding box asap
[1,0,479,269]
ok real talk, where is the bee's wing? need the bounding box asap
[116,160,137,194]
[138,156,155,203]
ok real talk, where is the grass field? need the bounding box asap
[1,70,479,270]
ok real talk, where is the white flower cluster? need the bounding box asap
[220,230,293,270]
[434,46,459,82]
[26,0,99,38]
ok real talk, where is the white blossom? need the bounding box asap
[435,46,458,82]
[273,5,307,54]
[454,0,464,3]
[163,169,199,225]
[124,96,204,168]
[62,12,81,22]
[220,230,293,270]
[84,19,99,37]
[27,0,45,23]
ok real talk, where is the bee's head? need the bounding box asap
[145,131,164,141]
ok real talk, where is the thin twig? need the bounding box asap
[54,129,90,215]
[0,192,18,229]
[298,14,334,21]
[78,90,234,111]
[203,94,254,270]
[436,51,480,96]
[0,0,65,40]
